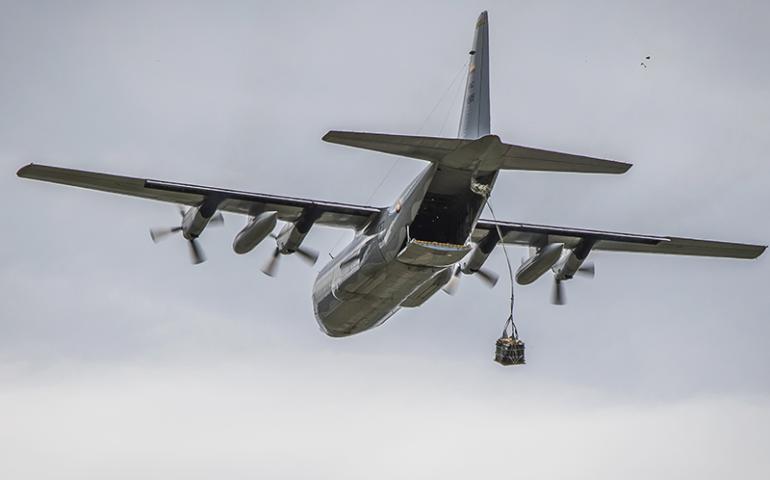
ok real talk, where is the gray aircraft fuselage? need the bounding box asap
[312,12,493,337]
[312,164,497,336]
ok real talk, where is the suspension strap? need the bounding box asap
[471,178,519,340]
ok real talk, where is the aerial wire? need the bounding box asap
[438,66,469,137]
[327,61,469,257]
[364,59,468,203]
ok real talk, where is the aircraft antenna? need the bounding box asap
[416,61,469,136]
[326,62,469,258]
[366,60,468,202]
[438,66,470,137]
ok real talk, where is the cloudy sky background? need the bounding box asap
[1,0,769,478]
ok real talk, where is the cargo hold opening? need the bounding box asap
[409,190,483,245]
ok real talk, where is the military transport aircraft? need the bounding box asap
[17,11,765,338]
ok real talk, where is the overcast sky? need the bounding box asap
[2,1,769,478]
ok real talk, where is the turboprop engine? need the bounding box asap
[261,212,320,277]
[180,205,217,239]
[553,247,593,281]
[550,239,595,305]
[457,236,499,285]
[442,238,500,295]
[149,204,224,264]
[232,211,277,254]
[515,243,563,285]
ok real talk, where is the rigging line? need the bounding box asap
[364,60,469,206]
[439,67,470,138]
[485,197,518,339]
[327,61,469,257]
[365,60,469,208]
[416,61,469,136]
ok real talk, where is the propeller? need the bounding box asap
[187,237,206,265]
[149,226,182,242]
[576,262,595,278]
[550,261,595,305]
[261,247,282,277]
[552,280,566,305]
[260,234,319,277]
[149,207,224,265]
[442,269,461,296]
[442,265,499,296]
[475,268,500,288]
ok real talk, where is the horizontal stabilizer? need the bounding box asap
[323,131,631,174]
[323,131,458,163]
[501,143,630,174]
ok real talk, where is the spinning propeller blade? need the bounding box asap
[188,238,206,265]
[260,232,318,277]
[475,268,499,288]
[261,248,281,277]
[550,262,595,305]
[149,226,182,243]
[551,280,565,305]
[576,261,595,278]
[442,269,462,296]
[295,245,319,266]
[149,206,223,264]
[442,265,498,295]
[208,212,225,226]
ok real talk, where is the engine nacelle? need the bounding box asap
[553,239,594,281]
[515,243,563,285]
[233,211,278,254]
[460,233,498,274]
[275,212,316,254]
[181,204,217,240]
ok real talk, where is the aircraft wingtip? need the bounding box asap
[735,243,766,259]
[321,131,336,143]
[607,162,632,174]
[16,163,35,178]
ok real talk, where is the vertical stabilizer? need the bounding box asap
[458,11,490,140]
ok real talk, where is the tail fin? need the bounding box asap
[458,11,490,140]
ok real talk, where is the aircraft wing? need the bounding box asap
[17,164,380,229]
[472,219,766,259]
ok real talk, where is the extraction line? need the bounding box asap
[485,197,519,339]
